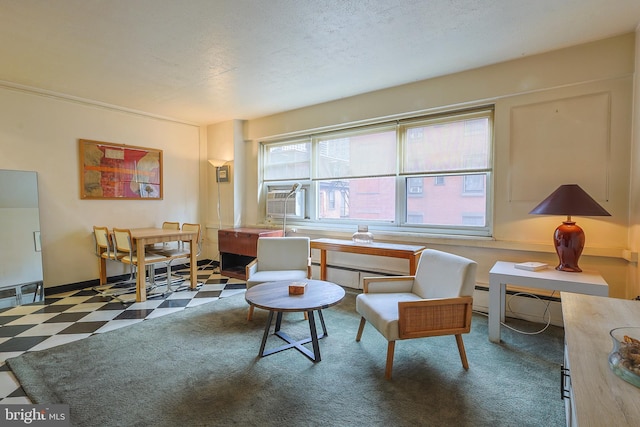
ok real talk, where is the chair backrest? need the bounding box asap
[93,226,112,257]
[112,228,133,254]
[256,237,310,272]
[162,221,180,230]
[181,223,202,254]
[181,223,200,239]
[411,249,477,299]
[159,222,181,249]
[93,226,110,250]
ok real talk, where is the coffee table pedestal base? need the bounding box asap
[259,309,328,362]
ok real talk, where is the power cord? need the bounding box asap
[474,290,556,335]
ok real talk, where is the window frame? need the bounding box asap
[260,106,494,237]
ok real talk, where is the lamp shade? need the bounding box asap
[529,184,610,217]
[208,159,226,167]
[529,184,610,273]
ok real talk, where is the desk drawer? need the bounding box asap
[218,231,255,256]
[218,228,283,257]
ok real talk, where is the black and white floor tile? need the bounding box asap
[0,267,246,404]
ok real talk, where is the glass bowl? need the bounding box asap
[608,327,640,388]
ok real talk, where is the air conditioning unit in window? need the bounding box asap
[266,189,305,219]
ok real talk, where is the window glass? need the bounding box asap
[316,128,396,179]
[318,177,396,222]
[405,175,487,226]
[263,140,310,181]
[403,114,490,174]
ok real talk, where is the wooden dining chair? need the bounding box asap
[151,223,202,293]
[92,226,137,298]
[148,221,181,252]
[112,227,169,295]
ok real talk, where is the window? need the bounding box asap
[407,177,424,196]
[463,174,485,195]
[263,140,310,181]
[328,190,336,210]
[261,107,493,237]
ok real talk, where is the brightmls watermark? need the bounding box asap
[1,405,69,426]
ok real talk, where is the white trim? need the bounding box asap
[0,80,200,127]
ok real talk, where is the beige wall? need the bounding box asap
[0,86,202,288]
[216,33,638,299]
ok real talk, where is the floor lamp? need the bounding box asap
[209,159,228,271]
[209,159,227,230]
[283,183,300,236]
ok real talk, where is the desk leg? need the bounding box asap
[409,253,419,275]
[189,235,197,290]
[99,256,107,286]
[488,278,504,343]
[136,238,147,302]
[320,249,327,281]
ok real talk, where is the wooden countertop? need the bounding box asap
[561,292,640,425]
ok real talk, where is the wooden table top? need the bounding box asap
[562,292,640,425]
[311,238,425,254]
[129,227,196,239]
[245,280,345,312]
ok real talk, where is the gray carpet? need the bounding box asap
[7,290,565,427]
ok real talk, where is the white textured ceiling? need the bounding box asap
[1,0,639,125]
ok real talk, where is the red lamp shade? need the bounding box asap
[529,184,610,272]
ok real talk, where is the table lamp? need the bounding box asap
[529,184,610,272]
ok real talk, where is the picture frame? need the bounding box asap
[79,139,163,200]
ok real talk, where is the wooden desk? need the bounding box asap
[561,292,640,426]
[99,228,198,302]
[218,228,284,279]
[310,238,426,281]
[488,261,609,343]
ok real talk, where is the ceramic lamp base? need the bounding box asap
[553,221,585,272]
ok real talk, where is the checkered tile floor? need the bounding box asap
[0,267,246,404]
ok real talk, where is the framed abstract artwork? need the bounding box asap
[79,139,163,200]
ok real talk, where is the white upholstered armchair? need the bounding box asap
[245,236,312,320]
[355,249,477,379]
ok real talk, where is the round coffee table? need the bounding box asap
[245,280,345,362]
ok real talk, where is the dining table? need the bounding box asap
[99,227,199,302]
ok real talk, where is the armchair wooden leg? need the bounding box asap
[455,334,469,370]
[385,341,395,380]
[247,305,255,321]
[355,317,366,341]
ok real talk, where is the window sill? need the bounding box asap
[257,221,630,261]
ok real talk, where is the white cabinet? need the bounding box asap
[561,292,640,426]
[562,343,576,426]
